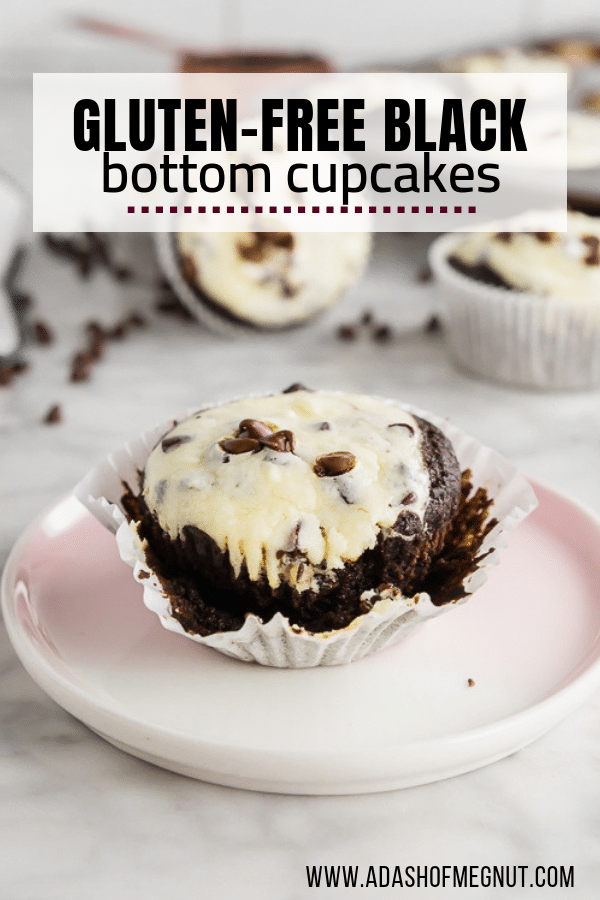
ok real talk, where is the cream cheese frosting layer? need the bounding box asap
[451,211,600,302]
[142,391,430,588]
[176,230,371,328]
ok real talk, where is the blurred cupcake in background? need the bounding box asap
[429,211,600,389]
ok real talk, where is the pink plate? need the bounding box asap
[2,481,600,794]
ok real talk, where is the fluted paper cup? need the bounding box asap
[429,232,600,390]
[75,397,537,667]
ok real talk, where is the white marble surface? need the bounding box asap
[1,80,600,899]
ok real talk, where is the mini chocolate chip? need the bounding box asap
[222,454,230,463]
[388,422,415,437]
[238,418,274,439]
[361,310,374,326]
[313,451,357,477]
[282,382,311,393]
[401,491,417,505]
[319,421,331,431]
[261,429,295,452]
[533,232,555,243]
[417,265,433,283]
[467,678,476,687]
[495,232,512,243]
[219,437,261,454]
[138,570,150,580]
[161,435,192,452]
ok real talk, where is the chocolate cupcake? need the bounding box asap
[76,389,537,666]
[157,229,372,333]
[123,389,461,636]
[429,212,600,388]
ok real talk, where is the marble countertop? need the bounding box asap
[1,79,600,900]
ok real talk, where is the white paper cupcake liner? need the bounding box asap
[429,232,600,390]
[75,397,537,667]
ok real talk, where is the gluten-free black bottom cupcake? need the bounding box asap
[121,387,497,635]
[77,387,537,666]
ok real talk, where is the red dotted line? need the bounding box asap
[127,205,477,214]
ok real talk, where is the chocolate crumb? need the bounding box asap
[138,570,151,580]
[467,678,475,687]
[495,232,512,243]
[319,421,331,431]
[361,310,374,326]
[417,265,433,283]
[33,321,54,345]
[533,232,555,243]
[43,403,62,425]
[401,492,417,505]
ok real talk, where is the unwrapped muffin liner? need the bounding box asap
[75,399,537,667]
[429,233,600,390]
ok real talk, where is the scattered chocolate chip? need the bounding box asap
[373,324,392,342]
[42,403,62,425]
[361,310,374,326]
[33,320,54,345]
[161,435,192,452]
[533,232,555,243]
[261,429,296,452]
[0,361,28,387]
[138,570,150,580]
[424,314,442,334]
[401,491,417,505]
[467,678,475,687]
[222,455,230,463]
[582,234,600,265]
[337,324,358,341]
[313,451,357,477]
[319,421,331,431]
[219,437,261,454]
[282,382,311,393]
[388,422,415,437]
[237,418,274,440]
[495,232,512,243]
